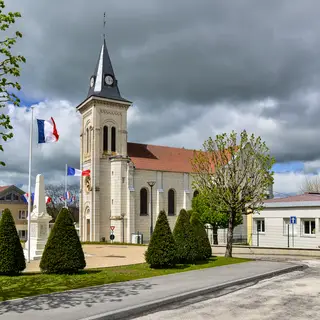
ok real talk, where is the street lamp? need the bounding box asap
[121,213,125,243]
[147,180,156,239]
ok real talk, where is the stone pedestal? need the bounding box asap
[24,174,51,261]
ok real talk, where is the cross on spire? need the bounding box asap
[103,12,106,40]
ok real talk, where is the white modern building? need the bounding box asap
[249,193,320,249]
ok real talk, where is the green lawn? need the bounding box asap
[0,257,250,301]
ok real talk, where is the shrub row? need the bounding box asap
[145,209,212,268]
[0,208,85,275]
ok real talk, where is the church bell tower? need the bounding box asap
[77,32,132,242]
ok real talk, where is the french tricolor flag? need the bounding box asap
[22,192,34,204]
[37,117,59,143]
[65,191,71,200]
[45,196,52,204]
[67,166,91,177]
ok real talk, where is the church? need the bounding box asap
[77,34,201,243]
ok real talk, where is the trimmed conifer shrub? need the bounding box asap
[0,208,26,275]
[145,210,177,268]
[173,208,198,264]
[40,207,86,274]
[190,210,212,261]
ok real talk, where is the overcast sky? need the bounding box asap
[2,0,320,194]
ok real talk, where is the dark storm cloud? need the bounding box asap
[8,0,320,105]
[5,0,320,167]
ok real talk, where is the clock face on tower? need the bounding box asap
[105,75,114,86]
[90,76,95,88]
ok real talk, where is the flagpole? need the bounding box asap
[65,164,67,208]
[27,107,34,263]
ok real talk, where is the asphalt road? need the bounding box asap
[134,260,320,320]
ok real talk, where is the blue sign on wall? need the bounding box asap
[290,216,297,224]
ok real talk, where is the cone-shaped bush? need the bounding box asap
[145,210,177,268]
[40,207,86,274]
[190,210,212,261]
[173,209,198,264]
[0,208,26,275]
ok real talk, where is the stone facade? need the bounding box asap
[78,97,131,242]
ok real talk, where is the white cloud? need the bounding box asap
[273,173,306,195]
[149,100,281,150]
[2,100,80,190]
[0,99,316,196]
[149,100,312,196]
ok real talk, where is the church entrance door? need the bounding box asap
[86,218,90,241]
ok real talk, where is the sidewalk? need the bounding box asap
[0,261,305,320]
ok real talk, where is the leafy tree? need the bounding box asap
[192,190,242,244]
[173,209,198,264]
[190,210,212,260]
[191,130,274,257]
[0,208,26,274]
[0,0,26,166]
[145,210,177,268]
[40,207,86,274]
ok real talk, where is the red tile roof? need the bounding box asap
[127,143,197,173]
[265,193,320,203]
[0,186,10,193]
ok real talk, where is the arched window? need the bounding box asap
[103,126,108,151]
[86,128,89,153]
[168,189,175,216]
[140,188,148,215]
[193,190,199,198]
[111,126,116,152]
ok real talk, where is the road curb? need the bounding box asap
[83,263,306,320]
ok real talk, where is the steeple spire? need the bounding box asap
[87,15,129,103]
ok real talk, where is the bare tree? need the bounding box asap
[300,176,320,194]
[191,130,274,257]
[45,184,79,222]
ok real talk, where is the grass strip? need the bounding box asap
[0,256,250,301]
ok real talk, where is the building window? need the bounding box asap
[103,125,108,152]
[302,219,316,235]
[140,188,148,215]
[111,126,116,152]
[86,128,89,153]
[5,193,12,201]
[18,230,27,240]
[168,189,175,216]
[193,190,199,198]
[18,210,27,220]
[255,219,265,233]
[13,194,19,201]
